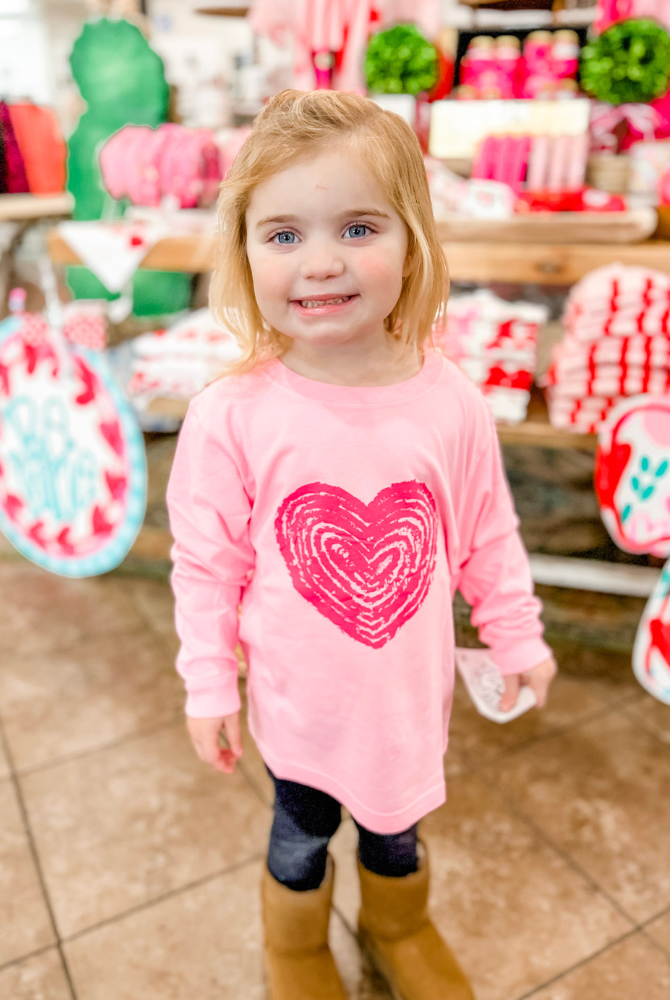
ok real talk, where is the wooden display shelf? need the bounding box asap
[47,230,216,273]
[444,238,670,285]
[0,192,73,222]
[48,228,670,285]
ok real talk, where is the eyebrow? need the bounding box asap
[254,208,391,229]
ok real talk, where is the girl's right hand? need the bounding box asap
[186,711,243,775]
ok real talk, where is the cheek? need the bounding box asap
[355,250,404,295]
[249,251,293,306]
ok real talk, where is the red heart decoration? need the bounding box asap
[275,481,438,648]
[105,472,127,501]
[3,494,23,521]
[57,527,75,554]
[99,420,123,456]
[28,521,46,548]
[92,505,114,535]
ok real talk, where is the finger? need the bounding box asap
[222,713,243,759]
[499,674,520,712]
[213,748,238,774]
[526,673,550,708]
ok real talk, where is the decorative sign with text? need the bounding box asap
[0,314,146,577]
[596,394,670,703]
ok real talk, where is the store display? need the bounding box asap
[595,0,670,35]
[429,98,591,160]
[364,24,438,96]
[0,309,146,577]
[580,19,670,106]
[435,289,547,425]
[124,308,241,413]
[1,102,65,195]
[543,264,670,433]
[595,394,670,703]
[67,15,189,317]
[458,29,580,101]
[100,124,222,210]
[57,218,169,296]
[0,103,28,195]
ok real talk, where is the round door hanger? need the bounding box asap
[596,394,670,704]
[595,394,670,559]
[0,315,146,577]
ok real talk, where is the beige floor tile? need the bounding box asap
[0,782,55,966]
[0,738,10,782]
[549,641,643,704]
[486,711,670,924]
[623,693,670,745]
[421,773,630,1000]
[64,861,266,1000]
[0,629,184,772]
[447,673,611,768]
[0,562,143,657]
[526,933,670,1000]
[645,907,670,954]
[21,723,271,938]
[0,948,72,1000]
[123,578,177,638]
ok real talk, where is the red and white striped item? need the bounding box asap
[434,289,547,424]
[544,264,670,434]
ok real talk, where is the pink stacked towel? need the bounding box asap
[543,264,670,434]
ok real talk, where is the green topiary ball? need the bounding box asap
[365,24,438,96]
[580,18,670,106]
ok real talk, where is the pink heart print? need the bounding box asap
[275,481,438,648]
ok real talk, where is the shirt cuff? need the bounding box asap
[185,681,242,719]
[491,637,553,677]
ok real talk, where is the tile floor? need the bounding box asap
[2,559,670,999]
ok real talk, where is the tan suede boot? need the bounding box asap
[262,854,348,1000]
[357,841,475,1000]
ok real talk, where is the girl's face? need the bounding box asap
[245,147,409,352]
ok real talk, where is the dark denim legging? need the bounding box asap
[265,766,418,891]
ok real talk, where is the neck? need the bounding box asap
[280,328,422,387]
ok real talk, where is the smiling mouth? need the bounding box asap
[296,295,354,308]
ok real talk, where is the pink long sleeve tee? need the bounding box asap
[166,350,551,833]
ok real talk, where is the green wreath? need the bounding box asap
[580,18,670,106]
[364,24,438,96]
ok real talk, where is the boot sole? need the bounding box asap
[357,926,406,1000]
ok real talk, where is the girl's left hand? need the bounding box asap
[499,656,557,712]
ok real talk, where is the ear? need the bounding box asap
[402,251,414,278]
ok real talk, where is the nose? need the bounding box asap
[299,239,345,281]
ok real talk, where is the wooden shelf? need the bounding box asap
[444,239,670,285]
[47,230,215,273]
[49,227,670,285]
[0,192,73,222]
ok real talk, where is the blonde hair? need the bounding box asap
[211,89,449,375]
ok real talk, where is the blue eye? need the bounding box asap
[273,231,297,244]
[345,224,369,239]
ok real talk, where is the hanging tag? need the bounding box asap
[0,313,146,577]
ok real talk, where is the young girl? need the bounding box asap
[167,90,556,1000]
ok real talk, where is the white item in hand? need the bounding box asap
[455,647,536,723]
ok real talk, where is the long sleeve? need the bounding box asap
[166,403,254,718]
[455,413,552,676]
